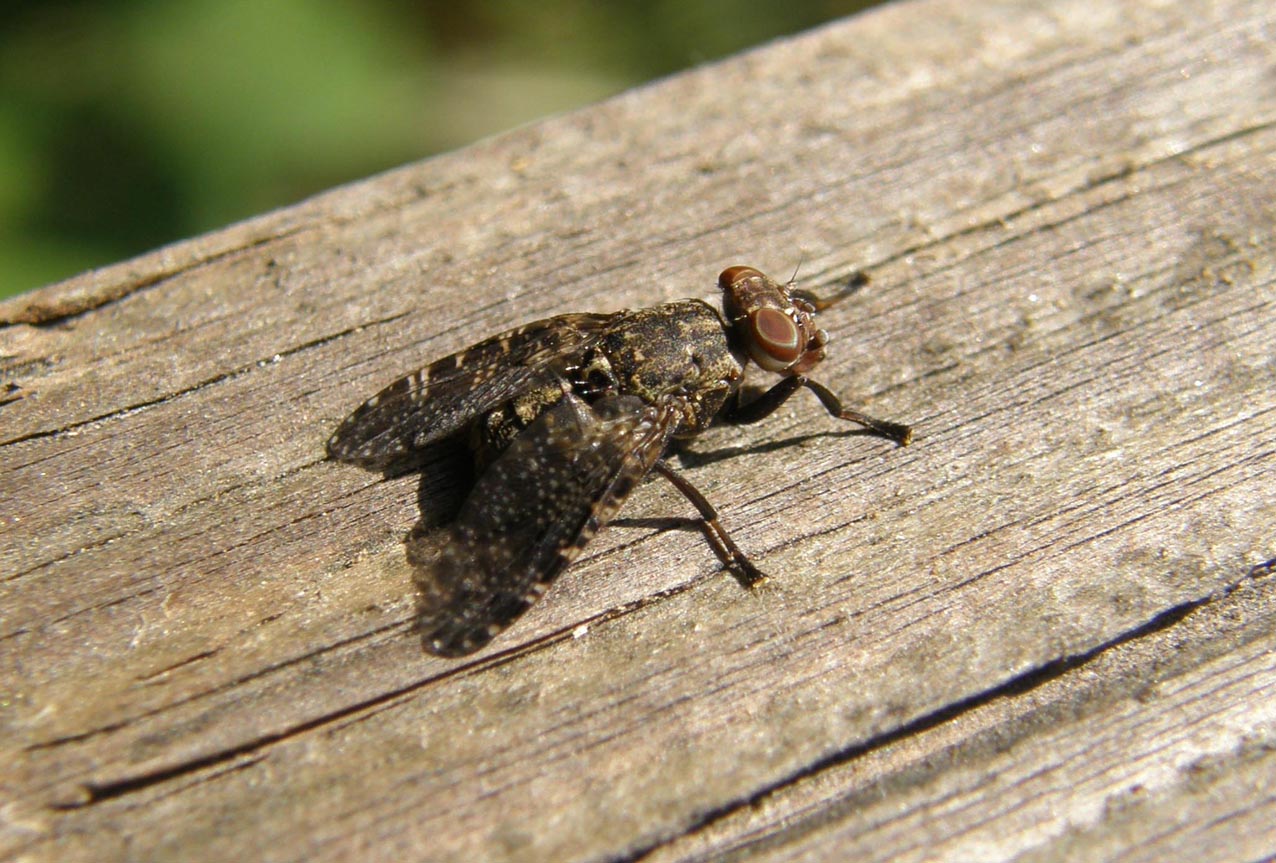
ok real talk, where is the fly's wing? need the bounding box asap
[414,392,677,656]
[327,313,613,468]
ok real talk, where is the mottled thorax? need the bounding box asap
[597,300,745,434]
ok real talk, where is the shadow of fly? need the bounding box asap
[328,266,912,657]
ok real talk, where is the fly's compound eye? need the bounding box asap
[720,264,829,375]
[749,307,802,371]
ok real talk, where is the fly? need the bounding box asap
[328,266,912,656]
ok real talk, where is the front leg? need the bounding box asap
[724,375,913,446]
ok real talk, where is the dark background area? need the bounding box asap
[0,0,879,299]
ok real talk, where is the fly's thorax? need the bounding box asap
[599,300,745,433]
[719,266,829,376]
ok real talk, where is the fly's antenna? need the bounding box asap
[787,258,804,288]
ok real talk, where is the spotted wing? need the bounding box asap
[414,392,678,656]
[328,313,613,468]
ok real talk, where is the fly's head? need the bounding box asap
[719,266,827,376]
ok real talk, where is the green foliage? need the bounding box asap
[0,0,873,299]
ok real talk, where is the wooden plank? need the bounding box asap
[643,562,1276,862]
[1,0,1273,860]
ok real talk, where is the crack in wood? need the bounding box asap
[618,564,1274,861]
[2,528,136,584]
[134,649,222,683]
[0,312,410,449]
[46,563,1273,817]
[1,226,315,327]
[41,573,725,809]
[25,618,410,757]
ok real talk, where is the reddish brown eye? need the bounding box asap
[750,308,801,370]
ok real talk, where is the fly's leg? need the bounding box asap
[724,375,912,446]
[651,461,767,588]
[803,379,913,445]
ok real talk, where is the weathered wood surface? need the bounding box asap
[2,0,1273,860]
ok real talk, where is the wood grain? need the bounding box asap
[2,0,1273,860]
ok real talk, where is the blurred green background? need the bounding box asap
[0,0,879,300]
